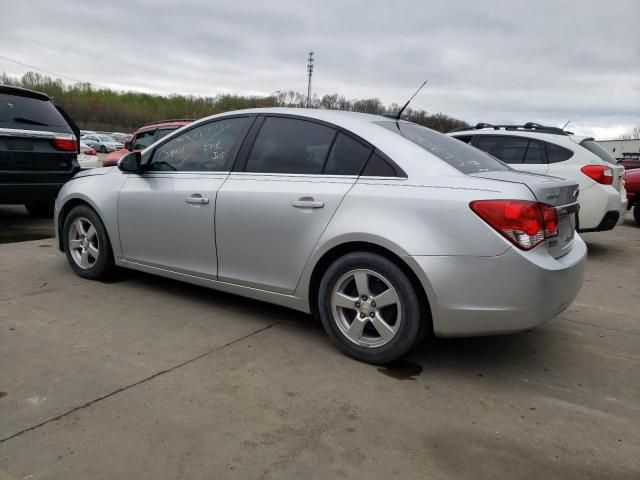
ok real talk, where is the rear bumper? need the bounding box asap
[577,184,626,231]
[412,236,587,337]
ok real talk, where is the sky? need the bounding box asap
[1,0,638,139]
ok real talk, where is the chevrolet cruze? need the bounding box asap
[54,108,586,364]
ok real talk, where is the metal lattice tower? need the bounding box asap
[306,51,314,108]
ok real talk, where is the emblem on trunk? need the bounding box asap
[546,192,560,200]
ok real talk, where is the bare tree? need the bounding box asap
[618,126,640,140]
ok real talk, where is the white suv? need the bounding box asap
[448,123,627,232]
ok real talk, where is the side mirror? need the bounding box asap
[118,151,142,173]
[124,141,132,151]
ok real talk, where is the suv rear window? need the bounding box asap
[0,93,68,128]
[376,121,509,174]
[580,139,618,165]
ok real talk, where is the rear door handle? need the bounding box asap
[185,195,209,205]
[291,198,324,209]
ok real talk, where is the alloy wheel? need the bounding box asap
[331,269,402,348]
[68,217,99,269]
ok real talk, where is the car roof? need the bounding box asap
[161,107,468,180]
[135,119,193,134]
[0,85,50,101]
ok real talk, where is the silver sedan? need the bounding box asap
[54,108,586,364]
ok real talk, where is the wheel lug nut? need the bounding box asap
[361,295,367,301]
[370,312,375,318]
[371,301,376,307]
[355,302,360,308]
[360,313,365,319]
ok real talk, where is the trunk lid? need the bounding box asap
[470,170,579,258]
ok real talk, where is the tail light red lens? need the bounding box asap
[580,165,613,185]
[470,200,558,250]
[52,135,78,152]
[85,148,97,156]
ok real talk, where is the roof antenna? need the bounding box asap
[562,120,571,130]
[385,80,428,120]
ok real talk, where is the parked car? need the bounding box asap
[623,168,640,225]
[110,132,131,144]
[55,109,585,364]
[82,133,123,153]
[448,123,627,232]
[0,85,80,217]
[77,141,100,169]
[619,157,640,170]
[103,119,193,167]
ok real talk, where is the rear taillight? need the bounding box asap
[52,135,78,152]
[581,165,613,185]
[470,200,558,250]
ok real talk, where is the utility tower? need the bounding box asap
[306,51,314,108]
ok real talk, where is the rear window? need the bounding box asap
[580,139,618,165]
[0,93,68,128]
[376,121,509,174]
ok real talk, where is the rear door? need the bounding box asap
[475,135,549,175]
[216,116,371,293]
[117,116,253,277]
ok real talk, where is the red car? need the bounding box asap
[624,168,640,225]
[619,158,640,170]
[103,119,193,166]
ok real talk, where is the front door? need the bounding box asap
[117,116,253,277]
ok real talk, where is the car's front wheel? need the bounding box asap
[100,145,107,153]
[318,252,422,365]
[62,205,114,279]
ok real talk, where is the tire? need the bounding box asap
[100,145,107,153]
[25,200,54,218]
[318,252,422,365]
[62,205,114,279]
[634,205,640,226]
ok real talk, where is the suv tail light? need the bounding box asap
[52,135,78,152]
[470,200,558,250]
[580,165,613,185]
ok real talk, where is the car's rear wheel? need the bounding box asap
[318,252,422,365]
[100,145,107,153]
[62,205,114,279]
[634,205,640,226]
[25,200,54,218]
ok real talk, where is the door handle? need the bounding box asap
[291,197,324,209]
[185,195,209,205]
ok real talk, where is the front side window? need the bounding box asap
[148,117,251,172]
[477,136,529,164]
[376,121,509,174]
[245,117,335,174]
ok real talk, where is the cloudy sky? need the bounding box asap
[1,0,638,138]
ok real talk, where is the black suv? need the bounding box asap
[0,85,80,217]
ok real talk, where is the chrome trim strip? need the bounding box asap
[0,127,59,139]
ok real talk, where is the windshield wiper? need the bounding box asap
[13,117,49,126]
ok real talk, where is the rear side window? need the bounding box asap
[323,133,371,175]
[453,135,473,144]
[375,121,509,174]
[245,117,335,174]
[361,152,397,177]
[545,142,573,163]
[0,93,68,128]
[580,139,617,165]
[477,136,528,164]
[523,140,544,164]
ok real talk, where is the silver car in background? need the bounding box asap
[54,108,586,364]
[81,133,124,153]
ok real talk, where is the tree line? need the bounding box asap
[1,71,468,133]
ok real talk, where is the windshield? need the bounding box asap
[0,93,68,128]
[580,139,618,165]
[375,121,510,174]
